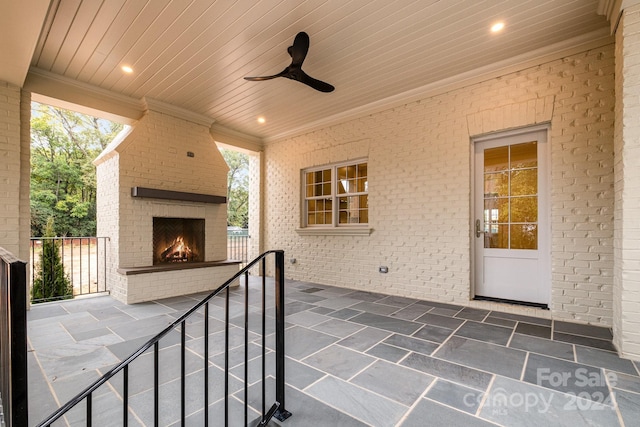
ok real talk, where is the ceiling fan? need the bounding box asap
[244,32,335,93]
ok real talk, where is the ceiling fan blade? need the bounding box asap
[289,32,309,67]
[244,69,288,81]
[243,32,333,92]
[296,70,335,93]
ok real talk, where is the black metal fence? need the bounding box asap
[36,250,291,426]
[29,237,108,303]
[227,229,250,266]
[28,232,248,304]
[0,246,28,427]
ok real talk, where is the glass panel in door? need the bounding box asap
[483,141,538,250]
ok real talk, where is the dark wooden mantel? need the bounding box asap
[131,187,226,204]
[118,260,240,275]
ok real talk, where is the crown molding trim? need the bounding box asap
[143,97,214,127]
[598,0,640,33]
[264,29,613,144]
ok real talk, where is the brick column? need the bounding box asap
[248,150,264,273]
[0,81,30,260]
[614,3,640,359]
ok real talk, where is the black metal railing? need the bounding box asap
[36,250,292,426]
[228,230,250,267]
[29,237,108,303]
[0,246,28,427]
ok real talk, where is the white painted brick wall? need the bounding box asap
[0,82,22,254]
[614,5,640,358]
[19,90,30,262]
[125,264,239,304]
[264,45,616,326]
[248,151,262,274]
[96,155,124,300]
[96,110,232,303]
[0,81,29,261]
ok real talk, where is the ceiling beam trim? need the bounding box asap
[0,0,49,87]
[143,97,215,127]
[210,123,264,152]
[25,68,144,124]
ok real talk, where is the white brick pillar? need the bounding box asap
[614,3,640,359]
[248,150,264,273]
[0,81,30,261]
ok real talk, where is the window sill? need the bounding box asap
[295,227,373,236]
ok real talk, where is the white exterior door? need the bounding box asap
[473,128,550,306]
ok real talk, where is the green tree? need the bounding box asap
[30,103,123,236]
[221,149,249,228]
[31,218,73,303]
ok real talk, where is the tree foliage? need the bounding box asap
[30,103,123,236]
[221,149,249,228]
[31,218,73,303]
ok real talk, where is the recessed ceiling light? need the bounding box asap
[257,117,266,124]
[121,65,134,74]
[491,22,505,33]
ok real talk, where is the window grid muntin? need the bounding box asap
[305,167,333,225]
[483,142,537,249]
[304,161,368,227]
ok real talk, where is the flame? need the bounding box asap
[161,236,194,262]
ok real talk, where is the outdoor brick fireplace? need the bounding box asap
[94,101,240,304]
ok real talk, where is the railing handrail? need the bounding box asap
[0,246,24,264]
[36,249,287,426]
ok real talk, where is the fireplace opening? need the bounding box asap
[153,217,205,265]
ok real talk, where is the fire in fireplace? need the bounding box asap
[153,217,205,265]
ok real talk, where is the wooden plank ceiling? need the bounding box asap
[30,0,609,140]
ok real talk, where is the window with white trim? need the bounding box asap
[303,161,368,227]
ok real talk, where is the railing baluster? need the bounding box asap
[225,286,229,427]
[154,341,159,427]
[95,237,99,293]
[204,301,209,427]
[42,239,46,298]
[86,391,92,427]
[69,238,73,296]
[104,237,108,293]
[274,250,291,421]
[62,237,66,296]
[41,238,47,299]
[123,364,129,427]
[244,271,249,427]
[181,320,186,425]
[261,258,266,419]
[79,238,82,295]
[89,238,92,293]
[31,240,35,287]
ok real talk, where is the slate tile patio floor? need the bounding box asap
[27,276,640,426]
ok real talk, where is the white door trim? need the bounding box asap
[470,125,551,306]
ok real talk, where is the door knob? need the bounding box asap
[475,219,484,238]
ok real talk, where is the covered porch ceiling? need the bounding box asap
[2,0,612,142]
